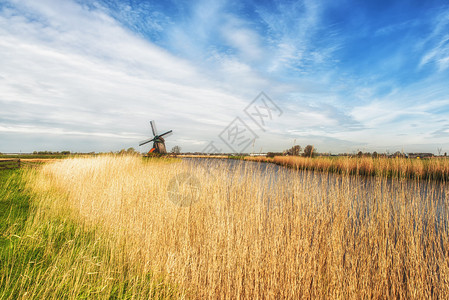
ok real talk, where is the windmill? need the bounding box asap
[139,120,173,154]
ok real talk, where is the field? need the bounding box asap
[1,155,449,299]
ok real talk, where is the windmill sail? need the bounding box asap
[150,120,157,136]
[158,130,172,138]
[139,137,155,146]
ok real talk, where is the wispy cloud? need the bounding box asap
[419,9,449,71]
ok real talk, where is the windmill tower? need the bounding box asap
[139,120,173,154]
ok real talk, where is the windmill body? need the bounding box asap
[153,137,166,153]
[139,120,172,154]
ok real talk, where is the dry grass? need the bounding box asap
[9,155,449,298]
[249,156,449,181]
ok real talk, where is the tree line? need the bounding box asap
[267,145,316,158]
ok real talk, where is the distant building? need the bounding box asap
[249,153,266,156]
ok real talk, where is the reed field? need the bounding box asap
[1,155,449,299]
[245,155,449,181]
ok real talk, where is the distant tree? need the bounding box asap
[372,151,378,158]
[302,145,315,158]
[61,151,71,155]
[267,152,282,158]
[171,145,181,154]
[126,147,138,155]
[445,152,447,157]
[357,151,363,157]
[285,145,301,156]
[392,151,406,158]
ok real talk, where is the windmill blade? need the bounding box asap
[139,137,155,146]
[150,120,158,136]
[158,130,173,138]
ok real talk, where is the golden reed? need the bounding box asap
[19,155,449,298]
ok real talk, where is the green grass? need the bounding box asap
[0,154,75,159]
[0,168,177,299]
[0,170,29,247]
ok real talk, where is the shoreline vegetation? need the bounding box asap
[248,156,449,181]
[181,154,449,181]
[1,155,448,298]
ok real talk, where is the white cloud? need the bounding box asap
[220,17,264,61]
[0,0,257,152]
[0,124,141,139]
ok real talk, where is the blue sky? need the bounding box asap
[1,0,449,154]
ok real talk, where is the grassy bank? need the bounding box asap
[0,159,21,170]
[244,155,449,181]
[0,166,178,299]
[6,155,447,298]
